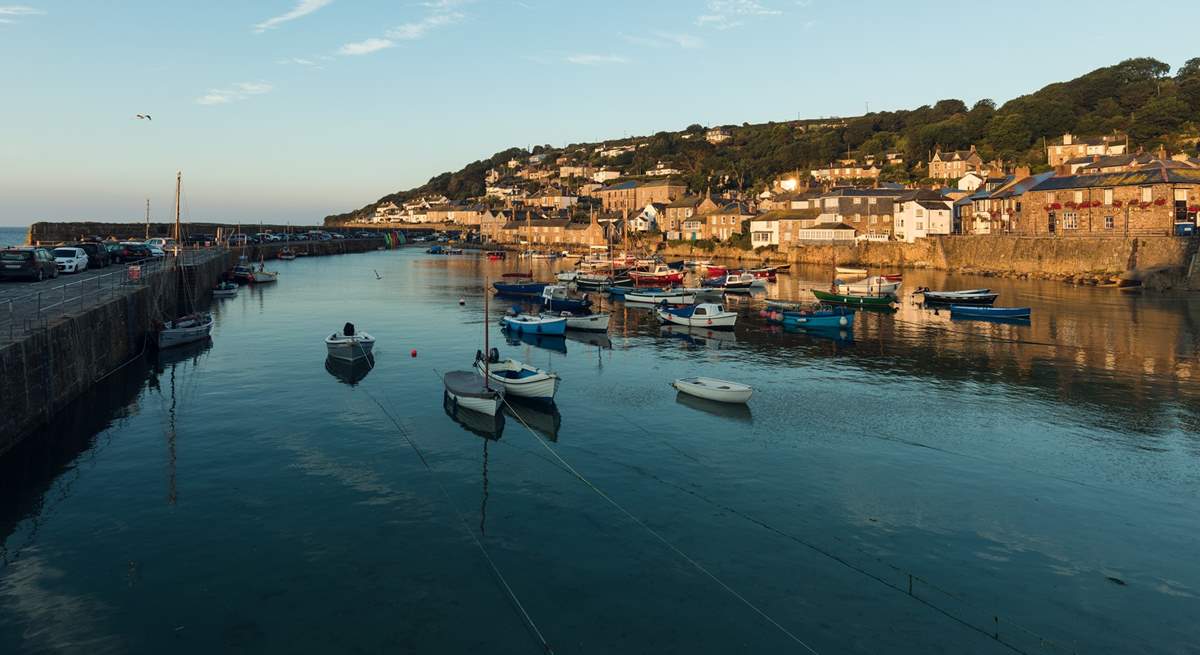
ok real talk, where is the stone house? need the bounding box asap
[526,189,579,210]
[795,222,857,242]
[969,171,1051,235]
[664,196,701,237]
[706,127,732,144]
[560,165,597,179]
[1021,167,1200,236]
[595,178,687,212]
[809,160,882,183]
[928,147,983,179]
[814,188,905,238]
[704,202,754,241]
[1046,133,1127,167]
[748,209,822,247]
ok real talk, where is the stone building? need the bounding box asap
[595,178,687,212]
[928,147,983,179]
[1046,133,1127,167]
[1020,168,1200,236]
[703,201,755,241]
[809,160,882,183]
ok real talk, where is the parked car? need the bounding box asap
[227,233,249,246]
[186,233,215,246]
[0,247,59,281]
[53,247,89,274]
[146,237,177,251]
[145,244,166,257]
[107,242,152,263]
[73,241,111,268]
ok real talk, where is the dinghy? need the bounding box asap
[493,281,547,297]
[555,270,579,282]
[919,288,998,305]
[671,377,753,404]
[474,350,560,402]
[811,289,896,307]
[501,313,568,335]
[212,281,238,298]
[325,323,375,361]
[836,276,900,295]
[624,289,695,304]
[764,308,854,328]
[656,302,737,330]
[444,371,504,416]
[835,265,868,275]
[546,312,610,332]
[701,273,754,292]
[950,305,1031,320]
[277,248,296,261]
[157,312,214,349]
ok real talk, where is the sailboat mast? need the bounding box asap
[173,171,181,245]
[145,198,150,240]
[483,278,490,389]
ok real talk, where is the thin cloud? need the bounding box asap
[622,31,703,49]
[566,54,630,65]
[697,0,780,30]
[254,0,334,34]
[338,4,464,56]
[0,4,44,23]
[196,81,274,106]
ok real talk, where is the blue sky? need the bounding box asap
[2,0,1199,226]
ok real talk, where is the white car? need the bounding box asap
[145,244,166,257]
[146,237,177,251]
[53,247,89,273]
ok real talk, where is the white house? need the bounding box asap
[893,193,953,243]
[631,202,666,232]
[645,162,682,177]
[592,169,621,183]
[957,172,986,192]
[795,223,856,242]
[749,217,780,248]
[679,218,704,240]
[372,201,402,223]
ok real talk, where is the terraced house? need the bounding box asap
[1021,166,1200,236]
[928,147,983,179]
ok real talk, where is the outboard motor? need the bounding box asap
[343,322,355,337]
[488,347,500,364]
[475,349,484,363]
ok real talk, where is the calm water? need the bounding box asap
[0,227,28,247]
[2,248,1198,654]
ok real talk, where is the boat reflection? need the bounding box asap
[563,330,612,349]
[950,315,1032,327]
[674,391,753,423]
[503,399,562,442]
[659,325,737,349]
[502,328,567,354]
[442,392,505,439]
[152,336,213,371]
[783,324,854,344]
[324,354,375,386]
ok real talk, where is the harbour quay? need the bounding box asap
[0,230,392,454]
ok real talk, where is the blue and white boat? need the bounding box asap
[950,305,1031,320]
[656,302,737,330]
[475,350,560,402]
[625,289,695,305]
[538,284,593,313]
[501,313,568,335]
[493,281,548,298]
[766,307,854,328]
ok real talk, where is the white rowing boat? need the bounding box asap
[672,377,753,404]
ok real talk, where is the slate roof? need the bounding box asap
[991,171,1055,199]
[1029,168,1200,191]
[753,209,821,222]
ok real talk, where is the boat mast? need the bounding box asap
[145,198,150,240]
[483,277,490,389]
[173,171,181,246]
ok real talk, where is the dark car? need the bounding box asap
[106,242,153,264]
[0,247,59,281]
[74,242,111,268]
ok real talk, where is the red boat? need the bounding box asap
[629,265,684,286]
[746,268,777,280]
[703,265,728,278]
[881,274,903,282]
[486,250,507,260]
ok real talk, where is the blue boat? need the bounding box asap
[768,308,854,328]
[538,284,593,313]
[950,305,1031,320]
[605,286,631,297]
[501,313,568,335]
[493,281,548,297]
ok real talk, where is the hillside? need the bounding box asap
[326,57,1200,224]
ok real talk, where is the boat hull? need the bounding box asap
[561,313,610,332]
[950,305,1031,319]
[475,360,559,401]
[672,377,752,404]
[625,291,695,304]
[494,282,547,297]
[157,314,214,349]
[444,371,504,416]
[501,315,568,335]
[656,309,737,330]
[325,334,376,361]
[835,266,868,275]
[812,289,895,307]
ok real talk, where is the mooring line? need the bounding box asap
[497,395,821,655]
[360,387,554,654]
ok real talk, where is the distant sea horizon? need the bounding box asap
[0,226,29,246]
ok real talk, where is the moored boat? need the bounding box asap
[950,305,1031,319]
[629,264,684,286]
[493,281,547,297]
[702,272,754,292]
[625,289,695,304]
[474,350,560,402]
[656,302,737,330]
[920,288,998,305]
[501,313,568,335]
[444,371,504,415]
[835,265,868,275]
[557,312,609,332]
[811,289,896,307]
[212,281,238,298]
[671,377,753,404]
[325,323,375,361]
[555,270,579,282]
[157,312,214,349]
[538,284,593,313]
[278,248,296,261]
[486,250,507,260]
[764,307,854,328]
[836,276,899,295]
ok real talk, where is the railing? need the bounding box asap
[0,256,175,342]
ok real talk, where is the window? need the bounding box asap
[1105,215,1114,229]
[916,222,924,231]
[916,209,924,218]
[1073,190,1084,204]
[868,197,877,205]
[1141,187,1153,203]
[870,215,878,224]
[1103,188,1113,205]
[1063,212,1078,229]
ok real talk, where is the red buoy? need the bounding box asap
[410,349,417,358]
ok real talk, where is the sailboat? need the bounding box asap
[444,277,504,415]
[251,254,279,283]
[157,172,215,350]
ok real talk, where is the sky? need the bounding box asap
[2,0,1199,226]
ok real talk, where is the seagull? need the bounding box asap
[135,114,152,121]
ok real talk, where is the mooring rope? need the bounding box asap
[358,380,554,654]
[495,393,822,655]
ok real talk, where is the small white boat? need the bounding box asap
[672,377,753,404]
[835,266,868,276]
[325,328,375,361]
[474,354,560,401]
[157,312,214,349]
[837,276,900,295]
[444,371,504,415]
[625,289,695,304]
[252,269,278,283]
[555,270,580,282]
[656,302,738,330]
[551,312,610,332]
[212,282,238,298]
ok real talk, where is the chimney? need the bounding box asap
[1014,165,1031,180]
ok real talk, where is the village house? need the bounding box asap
[592,169,622,183]
[795,222,857,242]
[595,178,688,212]
[559,165,597,179]
[1021,167,1200,236]
[526,188,579,210]
[663,196,701,237]
[928,147,984,179]
[748,209,822,248]
[631,202,667,232]
[480,208,545,243]
[704,201,754,241]
[372,201,403,223]
[957,172,986,192]
[815,188,905,239]
[809,160,882,183]
[967,170,1051,235]
[892,190,954,243]
[1047,133,1127,167]
[516,168,555,182]
[486,181,522,198]
[562,214,606,247]
[706,127,732,144]
[645,162,682,177]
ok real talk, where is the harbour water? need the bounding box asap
[1,248,1198,653]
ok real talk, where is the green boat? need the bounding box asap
[811,289,896,307]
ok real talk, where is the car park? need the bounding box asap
[227,233,249,246]
[73,241,111,268]
[0,247,59,281]
[53,247,89,274]
[145,244,166,257]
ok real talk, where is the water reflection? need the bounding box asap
[674,392,754,424]
[659,325,737,349]
[441,392,505,440]
[503,400,562,442]
[502,329,567,354]
[324,355,375,386]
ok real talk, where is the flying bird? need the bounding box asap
[135,114,152,121]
